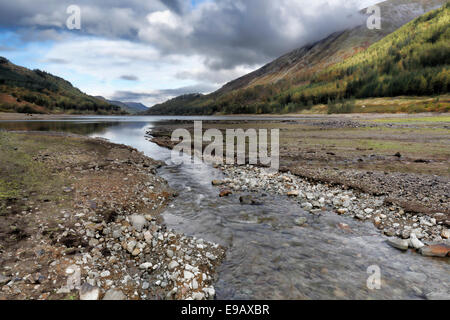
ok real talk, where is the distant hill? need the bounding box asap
[95,97,148,114]
[0,57,125,115]
[147,0,448,115]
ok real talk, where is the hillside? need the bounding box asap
[147,0,448,115]
[95,96,148,114]
[0,57,125,115]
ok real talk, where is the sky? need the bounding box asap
[0,0,381,107]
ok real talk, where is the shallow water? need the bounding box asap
[1,117,448,300]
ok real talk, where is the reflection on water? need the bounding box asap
[0,116,448,300]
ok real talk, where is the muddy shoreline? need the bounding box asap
[0,131,225,300]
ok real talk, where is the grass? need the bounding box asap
[0,131,69,202]
[370,116,450,123]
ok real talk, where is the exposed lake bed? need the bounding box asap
[0,113,448,300]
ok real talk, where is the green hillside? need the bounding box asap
[147,2,450,115]
[0,57,125,114]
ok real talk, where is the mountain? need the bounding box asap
[0,57,125,115]
[147,0,448,115]
[95,97,148,114]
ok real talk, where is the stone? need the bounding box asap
[441,229,449,239]
[103,289,126,300]
[301,202,313,211]
[168,261,179,270]
[239,195,261,205]
[184,271,195,281]
[132,248,141,256]
[0,274,11,285]
[130,215,148,231]
[287,190,299,197]
[192,279,198,290]
[100,270,111,278]
[139,262,153,270]
[386,238,409,251]
[65,267,75,275]
[192,292,205,300]
[337,209,347,215]
[203,287,215,299]
[364,208,374,214]
[126,240,136,253]
[409,233,424,249]
[144,231,153,243]
[79,283,100,300]
[420,244,450,258]
[219,190,232,197]
[337,223,352,233]
[295,217,307,226]
[212,180,224,186]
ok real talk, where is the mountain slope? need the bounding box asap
[147,0,448,115]
[95,97,148,114]
[0,57,125,114]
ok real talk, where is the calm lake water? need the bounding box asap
[0,116,448,300]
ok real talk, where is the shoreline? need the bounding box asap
[0,111,449,121]
[0,131,225,300]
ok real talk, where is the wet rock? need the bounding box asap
[420,244,450,258]
[212,180,224,186]
[337,223,352,233]
[219,190,232,197]
[103,289,126,300]
[295,217,307,226]
[79,283,101,300]
[387,238,409,251]
[239,195,261,205]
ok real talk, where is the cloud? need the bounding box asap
[112,83,217,103]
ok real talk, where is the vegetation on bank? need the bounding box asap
[0,57,126,115]
[147,3,450,115]
[0,132,69,204]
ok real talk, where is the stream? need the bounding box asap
[1,116,448,300]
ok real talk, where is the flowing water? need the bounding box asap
[1,116,448,300]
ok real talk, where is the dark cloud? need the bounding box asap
[160,0,186,14]
[119,75,139,81]
[112,83,217,102]
[139,0,368,70]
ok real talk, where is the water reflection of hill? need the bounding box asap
[0,121,120,135]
